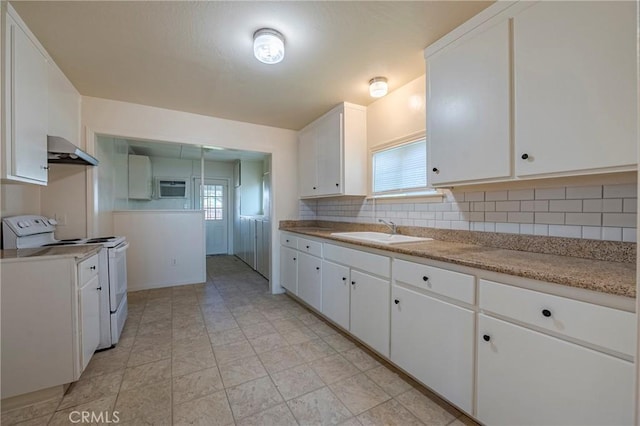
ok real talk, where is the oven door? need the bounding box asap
[108,241,129,311]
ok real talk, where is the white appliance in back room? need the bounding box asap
[2,215,129,349]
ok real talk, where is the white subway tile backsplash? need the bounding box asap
[465,191,484,202]
[603,213,636,228]
[603,183,637,198]
[508,189,534,200]
[602,227,622,242]
[520,200,549,212]
[565,213,601,226]
[485,191,508,201]
[581,226,602,240]
[303,182,636,242]
[495,201,520,212]
[549,199,582,212]
[496,223,520,234]
[548,225,582,238]
[535,212,565,225]
[535,187,566,200]
[508,212,534,223]
[622,228,637,243]
[565,185,602,199]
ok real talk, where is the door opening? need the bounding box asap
[195,178,229,255]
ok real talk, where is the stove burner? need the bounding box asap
[86,236,116,243]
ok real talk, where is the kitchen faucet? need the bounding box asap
[378,219,397,235]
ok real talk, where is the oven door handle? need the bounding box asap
[114,242,130,253]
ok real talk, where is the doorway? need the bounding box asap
[194,178,229,255]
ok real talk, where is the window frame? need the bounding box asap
[368,132,440,199]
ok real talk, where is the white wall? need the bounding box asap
[113,210,205,291]
[0,183,41,218]
[239,160,264,216]
[40,166,87,240]
[82,96,298,293]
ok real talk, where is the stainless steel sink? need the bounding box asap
[330,231,432,245]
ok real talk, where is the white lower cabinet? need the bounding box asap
[279,246,297,295]
[350,270,390,357]
[79,275,101,371]
[391,285,474,413]
[297,252,322,311]
[321,260,350,330]
[477,314,635,426]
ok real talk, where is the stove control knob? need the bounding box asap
[17,221,29,228]
[48,218,58,226]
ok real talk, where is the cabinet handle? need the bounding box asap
[521,153,529,160]
[316,267,320,271]
[41,165,50,170]
[342,277,346,281]
[432,167,439,173]
[483,334,491,342]
[351,281,355,286]
[394,299,400,305]
[541,309,552,318]
[97,286,102,291]
[90,265,96,270]
[422,276,429,281]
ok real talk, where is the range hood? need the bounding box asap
[47,136,99,166]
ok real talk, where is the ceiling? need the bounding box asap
[127,139,268,162]
[12,1,492,130]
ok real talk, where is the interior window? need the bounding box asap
[372,138,430,195]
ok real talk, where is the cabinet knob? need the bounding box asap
[394,299,400,305]
[293,257,296,261]
[97,286,102,291]
[351,281,356,286]
[90,265,96,270]
[41,165,50,170]
[313,186,317,190]
[542,309,552,318]
[483,334,491,342]
[342,277,347,281]
[432,167,439,173]
[316,267,320,271]
[335,183,339,187]
[521,153,529,160]
[422,276,429,282]
[306,245,310,249]
[286,239,289,243]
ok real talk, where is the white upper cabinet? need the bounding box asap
[425,1,637,187]
[298,102,366,198]
[514,1,637,177]
[428,19,511,185]
[3,10,49,185]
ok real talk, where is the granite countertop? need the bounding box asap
[0,245,102,262]
[281,225,636,299]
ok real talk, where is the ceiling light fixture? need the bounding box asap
[369,77,388,98]
[253,28,285,64]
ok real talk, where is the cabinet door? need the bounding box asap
[350,270,390,357]
[298,127,318,197]
[80,276,100,371]
[8,15,49,184]
[279,246,297,295]
[321,260,350,330]
[477,314,635,426]
[297,252,322,311]
[391,286,474,413]
[316,110,342,196]
[514,1,637,177]
[428,19,510,185]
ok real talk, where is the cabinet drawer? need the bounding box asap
[78,254,99,285]
[298,238,322,258]
[324,244,390,278]
[280,233,298,249]
[479,279,636,356]
[393,259,475,304]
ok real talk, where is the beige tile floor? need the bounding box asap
[2,255,477,426]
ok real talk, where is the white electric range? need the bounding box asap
[2,215,129,349]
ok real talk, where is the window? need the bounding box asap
[201,184,224,220]
[372,139,430,196]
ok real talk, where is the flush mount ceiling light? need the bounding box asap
[253,28,285,64]
[369,77,388,98]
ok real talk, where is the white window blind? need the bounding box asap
[373,139,427,194]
